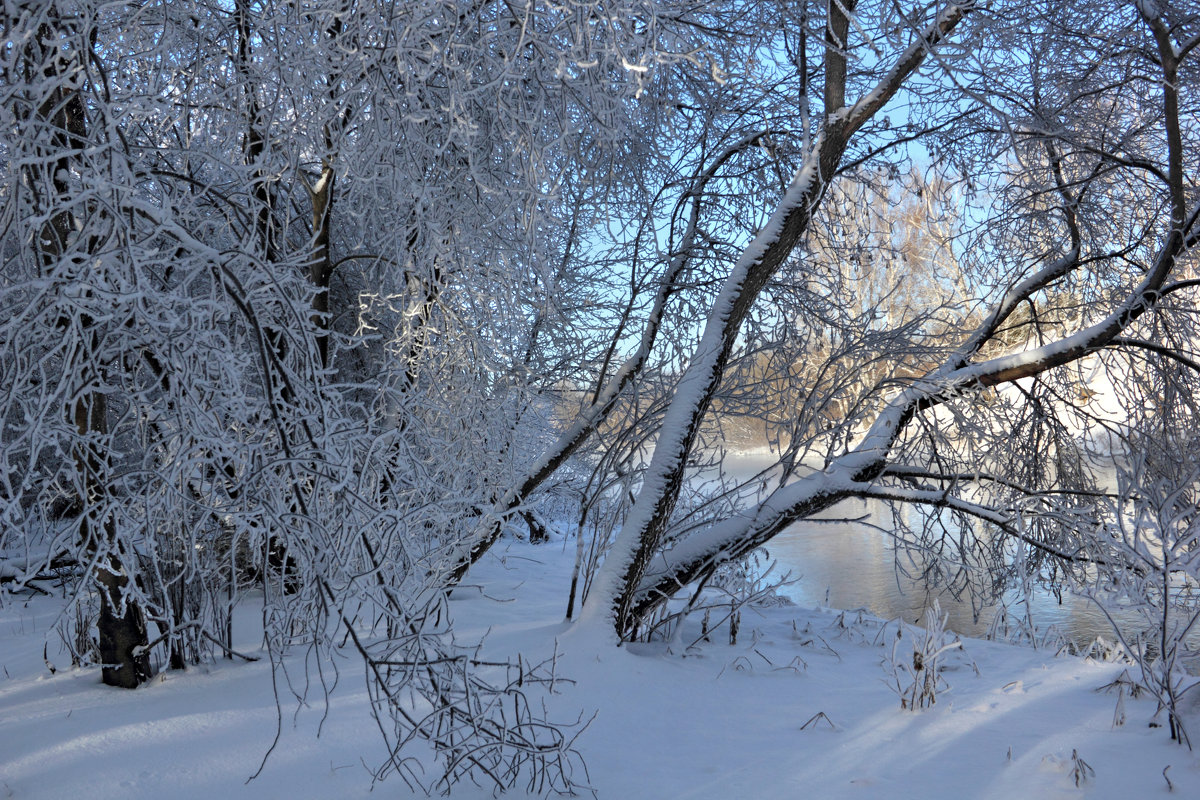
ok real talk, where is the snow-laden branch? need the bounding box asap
[842,2,974,135]
[581,0,976,635]
[627,184,1198,624]
[448,129,777,583]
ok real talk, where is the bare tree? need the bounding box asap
[451,0,1200,643]
[584,0,1199,639]
[3,0,1199,787]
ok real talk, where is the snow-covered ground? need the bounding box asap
[2,537,1197,798]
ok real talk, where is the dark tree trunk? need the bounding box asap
[95,555,153,688]
[21,7,152,687]
[310,165,336,368]
[74,394,152,688]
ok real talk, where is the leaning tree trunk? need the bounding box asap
[587,0,1193,641]
[579,0,973,639]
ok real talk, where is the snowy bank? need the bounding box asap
[1,537,1197,798]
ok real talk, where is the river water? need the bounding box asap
[765,497,1121,646]
[718,451,1186,659]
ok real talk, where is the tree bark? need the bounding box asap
[310,164,336,368]
[22,7,152,686]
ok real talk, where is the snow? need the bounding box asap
[2,538,1198,798]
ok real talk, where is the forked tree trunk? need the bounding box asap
[580,0,972,638]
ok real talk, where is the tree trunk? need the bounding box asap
[74,391,152,688]
[579,0,973,638]
[23,8,152,686]
[310,164,336,368]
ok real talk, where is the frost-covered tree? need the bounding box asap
[2,0,1199,788]
[456,0,1200,643]
[0,0,693,789]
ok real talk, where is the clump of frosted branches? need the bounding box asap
[884,600,964,710]
[1091,426,1200,748]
